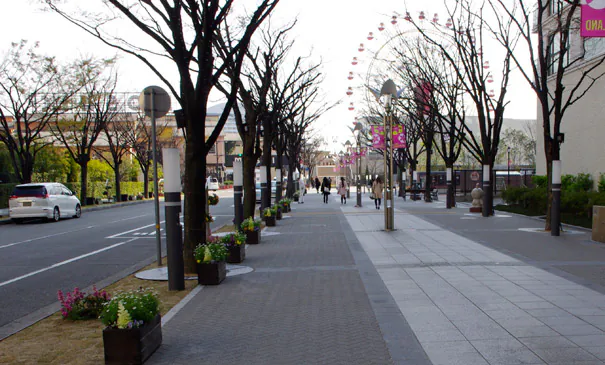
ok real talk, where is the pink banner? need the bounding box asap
[371,125,407,149]
[393,125,407,149]
[582,3,605,37]
[371,125,385,149]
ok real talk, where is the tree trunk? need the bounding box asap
[243,152,257,219]
[183,135,207,275]
[261,124,272,210]
[544,138,554,231]
[425,138,433,202]
[79,156,90,205]
[143,169,149,197]
[114,167,121,202]
[287,164,295,198]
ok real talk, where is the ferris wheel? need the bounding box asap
[343,10,497,116]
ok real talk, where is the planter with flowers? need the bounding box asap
[276,205,283,220]
[100,288,161,365]
[194,241,228,285]
[58,286,111,321]
[240,217,261,244]
[280,198,292,213]
[221,231,246,263]
[293,192,299,202]
[263,207,277,226]
[208,193,219,206]
[205,212,215,224]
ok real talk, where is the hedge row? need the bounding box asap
[502,186,605,218]
[0,182,152,209]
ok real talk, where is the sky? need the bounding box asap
[2,0,537,152]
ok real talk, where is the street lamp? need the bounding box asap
[345,140,352,198]
[380,79,397,231]
[353,122,364,207]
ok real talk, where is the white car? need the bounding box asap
[9,183,82,223]
[206,177,219,191]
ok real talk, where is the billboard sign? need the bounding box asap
[581,0,605,37]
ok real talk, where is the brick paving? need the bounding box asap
[148,194,399,365]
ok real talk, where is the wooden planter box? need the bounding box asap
[282,205,290,213]
[103,313,162,365]
[244,229,260,244]
[226,244,246,264]
[293,196,299,202]
[265,215,276,226]
[196,261,226,285]
[276,209,282,220]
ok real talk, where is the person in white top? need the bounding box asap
[298,176,306,203]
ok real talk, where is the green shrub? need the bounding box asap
[502,187,530,205]
[599,174,605,192]
[531,175,547,188]
[223,180,233,185]
[567,173,593,192]
[0,183,18,209]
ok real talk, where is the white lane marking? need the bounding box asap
[1,214,152,249]
[105,221,166,238]
[0,238,138,288]
[107,214,150,224]
[0,226,95,249]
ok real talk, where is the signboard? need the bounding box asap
[371,125,407,149]
[470,171,480,181]
[581,0,605,37]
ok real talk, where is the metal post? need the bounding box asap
[233,158,243,227]
[149,89,162,266]
[388,112,394,230]
[446,167,453,209]
[162,148,184,291]
[383,98,389,230]
[482,164,492,217]
[275,168,281,204]
[507,147,511,187]
[552,160,561,236]
[260,165,268,212]
[356,139,362,207]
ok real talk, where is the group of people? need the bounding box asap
[311,176,384,209]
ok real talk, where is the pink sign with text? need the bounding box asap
[581,2,605,37]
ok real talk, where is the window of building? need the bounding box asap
[584,37,605,61]
[208,144,216,154]
[547,32,570,76]
[549,0,563,16]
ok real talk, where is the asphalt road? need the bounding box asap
[0,191,235,339]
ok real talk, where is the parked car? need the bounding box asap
[8,183,82,223]
[206,177,219,191]
[254,181,282,203]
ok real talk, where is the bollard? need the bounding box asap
[162,148,184,291]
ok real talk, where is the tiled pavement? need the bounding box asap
[148,190,605,365]
[344,200,605,365]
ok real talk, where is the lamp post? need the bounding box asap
[344,140,352,198]
[381,79,397,231]
[353,122,364,207]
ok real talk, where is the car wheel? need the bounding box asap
[12,218,24,224]
[73,204,81,218]
[49,207,60,222]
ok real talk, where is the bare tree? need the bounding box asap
[0,40,77,183]
[123,111,171,198]
[97,114,136,202]
[50,58,118,204]
[46,0,280,272]
[489,0,605,229]
[408,0,516,216]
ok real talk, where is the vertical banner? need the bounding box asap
[392,125,407,149]
[371,125,385,149]
[581,2,605,37]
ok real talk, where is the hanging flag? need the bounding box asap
[392,124,407,149]
[371,125,385,149]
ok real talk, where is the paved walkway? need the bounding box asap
[149,192,605,365]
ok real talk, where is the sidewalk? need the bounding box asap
[149,192,605,365]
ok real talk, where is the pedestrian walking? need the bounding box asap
[315,177,321,194]
[372,177,384,210]
[338,177,347,204]
[320,177,331,204]
[298,175,306,204]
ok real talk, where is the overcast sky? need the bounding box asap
[2,1,536,152]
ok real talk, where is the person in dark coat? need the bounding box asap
[320,176,331,203]
[315,177,321,193]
